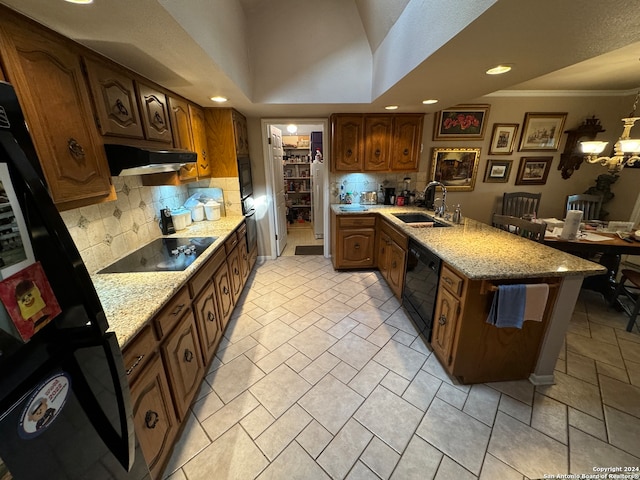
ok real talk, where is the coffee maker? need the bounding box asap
[159,208,175,235]
[384,187,395,205]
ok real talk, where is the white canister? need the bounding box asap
[172,208,191,230]
[204,201,221,221]
[189,202,205,222]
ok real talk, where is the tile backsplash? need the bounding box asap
[329,171,428,204]
[60,176,241,274]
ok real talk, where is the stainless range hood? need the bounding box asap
[104,144,197,176]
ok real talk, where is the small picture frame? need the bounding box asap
[433,104,490,140]
[489,123,518,155]
[515,157,552,185]
[519,113,567,151]
[430,148,481,191]
[483,159,513,183]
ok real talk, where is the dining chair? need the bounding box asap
[502,192,542,218]
[610,269,640,331]
[566,194,603,221]
[491,213,546,242]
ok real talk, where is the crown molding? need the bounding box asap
[484,89,638,98]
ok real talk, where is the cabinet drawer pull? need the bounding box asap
[184,349,194,363]
[114,98,129,116]
[172,303,186,316]
[438,314,447,325]
[126,354,144,376]
[145,410,159,429]
[443,277,453,286]
[207,311,215,322]
[68,138,86,159]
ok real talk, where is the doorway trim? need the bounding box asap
[260,118,330,259]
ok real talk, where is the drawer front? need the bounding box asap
[189,247,222,298]
[122,325,157,384]
[224,231,239,254]
[155,286,191,339]
[236,222,247,239]
[440,264,464,296]
[381,219,407,250]
[338,215,376,228]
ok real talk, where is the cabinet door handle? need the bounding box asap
[153,111,165,125]
[68,138,86,159]
[126,354,144,376]
[403,148,409,156]
[114,98,129,116]
[145,410,159,429]
[207,311,215,322]
[375,148,381,156]
[234,267,239,275]
[184,349,194,363]
[439,314,447,325]
[354,243,360,249]
[223,286,229,295]
[346,149,353,157]
[202,150,207,159]
[172,303,186,317]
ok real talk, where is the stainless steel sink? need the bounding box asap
[392,212,450,227]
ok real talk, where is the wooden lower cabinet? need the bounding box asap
[431,263,561,384]
[213,260,234,331]
[130,354,178,480]
[161,311,204,421]
[193,282,222,365]
[332,213,376,269]
[376,219,407,299]
[227,245,243,304]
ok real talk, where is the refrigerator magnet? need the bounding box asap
[18,371,71,439]
[0,262,61,342]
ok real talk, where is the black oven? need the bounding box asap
[242,196,257,252]
[402,240,442,343]
[238,156,253,199]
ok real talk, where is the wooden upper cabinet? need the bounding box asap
[364,116,392,171]
[136,82,173,143]
[232,109,249,157]
[390,114,423,171]
[82,56,144,139]
[331,114,364,172]
[331,113,423,173]
[204,108,249,178]
[188,104,211,178]
[168,95,193,150]
[0,19,112,205]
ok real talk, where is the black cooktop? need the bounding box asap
[98,237,217,274]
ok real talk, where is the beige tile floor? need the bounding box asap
[162,239,640,480]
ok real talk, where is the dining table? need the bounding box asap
[543,228,640,301]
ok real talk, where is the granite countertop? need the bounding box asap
[331,204,607,280]
[91,215,245,346]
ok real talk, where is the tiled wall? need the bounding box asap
[329,171,429,204]
[60,176,241,274]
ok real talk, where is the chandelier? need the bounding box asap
[581,91,640,173]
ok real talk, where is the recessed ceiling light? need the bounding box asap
[210,96,228,103]
[422,99,438,105]
[486,65,512,75]
[64,0,93,3]
[385,105,398,110]
[286,124,298,134]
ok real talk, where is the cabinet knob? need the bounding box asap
[439,314,447,325]
[234,267,239,275]
[223,286,229,295]
[354,243,360,249]
[403,148,409,156]
[346,149,352,157]
[184,349,194,363]
[153,111,165,125]
[207,311,215,322]
[67,138,86,160]
[114,98,129,116]
[145,410,159,429]
[375,148,381,156]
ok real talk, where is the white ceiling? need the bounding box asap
[1,0,639,117]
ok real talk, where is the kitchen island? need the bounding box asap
[332,204,606,385]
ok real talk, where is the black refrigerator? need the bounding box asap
[0,81,150,479]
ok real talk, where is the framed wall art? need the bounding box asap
[488,123,518,155]
[430,147,481,191]
[483,159,513,183]
[515,157,552,185]
[433,104,490,140]
[519,113,567,151]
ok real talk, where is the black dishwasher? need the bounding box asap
[402,240,442,343]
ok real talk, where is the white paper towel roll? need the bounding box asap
[561,210,583,240]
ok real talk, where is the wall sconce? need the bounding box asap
[558,116,605,179]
